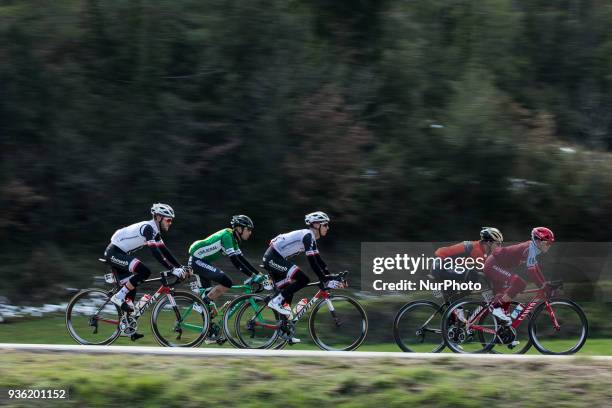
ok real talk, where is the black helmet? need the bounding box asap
[231,215,254,229]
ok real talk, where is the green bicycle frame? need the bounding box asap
[179,283,266,333]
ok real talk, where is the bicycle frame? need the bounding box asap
[95,270,178,329]
[178,280,268,334]
[464,286,554,335]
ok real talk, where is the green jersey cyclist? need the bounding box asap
[188,215,262,305]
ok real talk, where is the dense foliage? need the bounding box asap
[2,1,612,298]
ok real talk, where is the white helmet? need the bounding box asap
[151,203,175,218]
[305,211,330,226]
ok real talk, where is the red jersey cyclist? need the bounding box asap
[483,226,555,325]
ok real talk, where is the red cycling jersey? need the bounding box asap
[483,241,546,297]
[434,240,487,260]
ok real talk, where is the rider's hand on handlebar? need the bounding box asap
[172,267,188,280]
[325,280,343,289]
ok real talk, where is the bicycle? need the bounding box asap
[182,273,286,349]
[227,271,368,351]
[66,258,210,347]
[442,280,588,354]
[393,271,512,353]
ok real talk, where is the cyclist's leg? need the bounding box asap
[483,264,524,324]
[105,244,151,310]
[263,247,304,313]
[189,256,232,302]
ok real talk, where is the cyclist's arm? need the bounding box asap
[143,225,175,269]
[159,244,182,268]
[527,264,546,287]
[304,234,328,281]
[229,252,257,277]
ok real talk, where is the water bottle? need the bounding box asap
[294,298,308,315]
[510,304,524,320]
[136,294,151,311]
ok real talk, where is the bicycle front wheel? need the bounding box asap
[309,295,368,351]
[65,289,121,345]
[529,299,588,355]
[393,301,445,353]
[150,291,210,347]
[233,294,282,349]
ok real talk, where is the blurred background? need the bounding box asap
[1,0,612,306]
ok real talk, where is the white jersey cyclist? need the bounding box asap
[263,211,334,326]
[104,203,185,317]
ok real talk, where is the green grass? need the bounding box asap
[1,351,611,407]
[1,314,610,355]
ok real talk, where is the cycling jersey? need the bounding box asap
[434,240,487,260]
[484,241,546,296]
[270,229,319,258]
[267,229,328,280]
[109,220,180,270]
[189,228,257,276]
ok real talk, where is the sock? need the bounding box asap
[115,285,129,301]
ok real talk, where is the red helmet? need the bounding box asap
[531,227,555,242]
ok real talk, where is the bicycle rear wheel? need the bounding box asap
[393,301,445,353]
[66,289,121,345]
[442,299,497,353]
[233,294,282,349]
[486,301,532,355]
[529,299,588,355]
[309,295,368,351]
[150,291,210,347]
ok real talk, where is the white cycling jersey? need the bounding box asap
[110,220,162,253]
[270,229,319,259]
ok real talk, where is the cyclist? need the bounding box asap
[433,227,504,319]
[433,227,504,283]
[105,203,189,313]
[483,226,555,326]
[263,211,340,322]
[188,215,262,305]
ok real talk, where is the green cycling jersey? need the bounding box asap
[189,228,241,263]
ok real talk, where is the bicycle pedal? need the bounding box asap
[216,337,227,345]
[130,333,144,342]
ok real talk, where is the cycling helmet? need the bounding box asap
[305,211,330,226]
[231,214,254,229]
[480,227,504,243]
[151,203,175,218]
[531,227,555,242]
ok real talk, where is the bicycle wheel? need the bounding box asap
[233,294,282,349]
[393,301,445,353]
[65,289,121,345]
[309,295,368,351]
[486,301,532,355]
[150,291,210,347]
[528,299,588,355]
[442,299,497,353]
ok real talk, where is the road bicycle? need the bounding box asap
[442,280,588,354]
[392,271,521,353]
[227,271,368,351]
[181,273,286,349]
[66,258,210,347]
